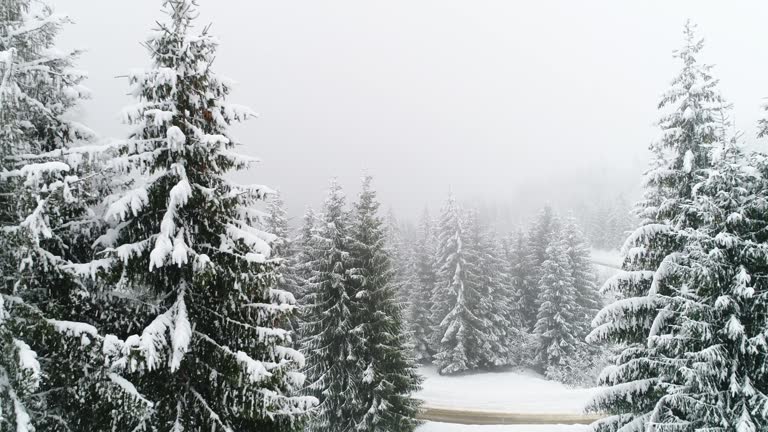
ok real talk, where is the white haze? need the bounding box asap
[57,0,768,223]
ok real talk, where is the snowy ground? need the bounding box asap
[590,248,622,269]
[417,366,598,414]
[414,251,614,429]
[418,421,589,432]
[591,248,621,286]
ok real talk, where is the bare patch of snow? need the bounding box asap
[416,366,598,414]
[418,422,589,432]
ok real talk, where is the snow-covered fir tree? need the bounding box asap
[430,195,487,374]
[541,219,606,386]
[408,208,437,363]
[385,209,416,309]
[533,234,580,372]
[85,1,314,429]
[634,128,768,430]
[464,210,516,368]
[265,191,292,259]
[588,21,728,432]
[502,230,538,365]
[265,192,303,335]
[348,176,422,432]
[301,180,360,432]
[0,1,151,430]
[292,207,318,307]
[521,206,560,330]
[504,230,537,322]
[561,218,602,338]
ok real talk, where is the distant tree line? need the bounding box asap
[573,195,636,251]
[373,200,608,386]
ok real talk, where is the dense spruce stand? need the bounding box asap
[7,1,768,431]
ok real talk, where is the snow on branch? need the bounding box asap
[150,164,192,270]
[1,161,71,182]
[113,238,153,264]
[589,378,657,408]
[588,296,660,343]
[621,223,672,256]
[170,290,191,372]
[0,367,34,432]
[12,339,41,392]
[650,252,684,295]
[108,373,154,408]
[190,388,233,432]
[601,270,655,294]
[257,388,318,417]
[119,293,189,373]
[235,351,272,384]
[271,346,306,369]
[48,319,99,347]
[269,288,297,306]
[104,188,149,223]
[218,149,261,170]
[224,221,274,262]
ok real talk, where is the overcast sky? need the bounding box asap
[56,0,768,223]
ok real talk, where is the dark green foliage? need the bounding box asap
[0,1,150,429]
[588,21,731,432]
[301,180,359,432]
[87,1,312,429]
[349,176,422,432]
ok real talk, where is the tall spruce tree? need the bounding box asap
[541,219,606,386]
[588,21,727,432]
[87,1,314,429]
[0,1,150,430]
[430,195,486,374]
[505,229,537,333]
[464,210,514,368]
[522,206,560,330]
[301,180,360,432]
[533,234,579,371]
[293,207,318,306]
[635,129,768,430]
[561,218,602,339]
[408,209,437,363]
[349,176,422,432]
[385,210,415,309]
[265,192,303,335]
[265,192,292,260]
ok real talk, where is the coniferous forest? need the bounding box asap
[3,1,768,432]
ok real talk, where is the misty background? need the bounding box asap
[56,0,768,225]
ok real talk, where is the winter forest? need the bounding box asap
[3,0,768,431]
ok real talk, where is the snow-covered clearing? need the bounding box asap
[590,248,621,269]
[417,366,598,414]
[418,421,589,432]
[591,248,621,286]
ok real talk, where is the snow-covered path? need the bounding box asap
[418,422,590,432]
[417,366,599,414]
